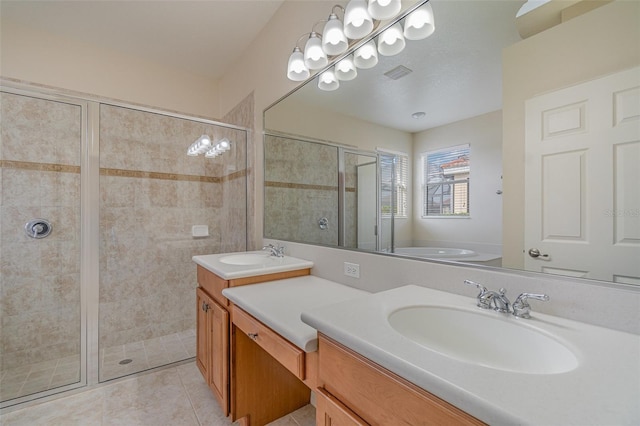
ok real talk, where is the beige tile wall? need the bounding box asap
[264,135,339,246]
[0,92,82,372]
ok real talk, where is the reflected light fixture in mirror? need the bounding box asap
[378,22,406,56]
[187,135,231,158]
[322,6,349,55]
[335,55,358,81]
[368,0,402,20]
[318,68,340,91]
[186,134,211,156]
[404,1,435,40]
[344,0,374,39]
[204,138,231,158]
[354,40,379,69]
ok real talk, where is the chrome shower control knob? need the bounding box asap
[25,219,52,239]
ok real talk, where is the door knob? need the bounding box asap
[528,248,549,259]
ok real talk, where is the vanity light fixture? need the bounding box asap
[377,22,406,56]
[304,32,328,70]
[285,1,435,87]
[344,0,374,39]
[318,68,340,91]
[403,1,435,40]
[322,6,349,56]
[287,46,310,81]
[368,0,402,20]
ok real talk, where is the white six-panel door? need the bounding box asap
[524,66,640,283]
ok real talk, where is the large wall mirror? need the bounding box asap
[264,0,640,288]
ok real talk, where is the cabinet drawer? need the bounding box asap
[232,305,305,380]
[197,265,228,306]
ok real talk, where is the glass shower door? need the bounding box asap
[0,91,84,405]
[98,104,247,381]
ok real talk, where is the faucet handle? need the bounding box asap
[513,293,549,318]
[464,280,491,309]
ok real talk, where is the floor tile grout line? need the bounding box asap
[175,365,204,426]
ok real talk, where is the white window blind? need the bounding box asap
[380,153,408,218]
[421,144,470,217]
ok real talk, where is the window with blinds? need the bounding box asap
[421,144,470,217]
[380,153,408,218]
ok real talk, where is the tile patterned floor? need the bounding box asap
[0,361,315,426]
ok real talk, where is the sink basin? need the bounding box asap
[219,253,272,265]
[388,306,578,374]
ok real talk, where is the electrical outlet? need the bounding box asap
[344,262,360,278]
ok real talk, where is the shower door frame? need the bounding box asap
[0,85,91,409]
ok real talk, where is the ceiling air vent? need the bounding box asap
[384,65,413,80]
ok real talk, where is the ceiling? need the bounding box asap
[1,0,285,80]
[3,0,525,132]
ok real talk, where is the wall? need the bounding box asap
[0,21,220,119]
[412,110,502,253]
[502,0,640,268]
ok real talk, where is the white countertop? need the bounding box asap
[192,251,314,280]
[301,285,640,426]
[222,276,370,352]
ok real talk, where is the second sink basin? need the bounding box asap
[388,306,578,374]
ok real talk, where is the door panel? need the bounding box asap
[525,67,640,281]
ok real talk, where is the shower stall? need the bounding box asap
[0,85,248,408]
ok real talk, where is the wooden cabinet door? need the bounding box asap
[316,388,368,426]
[196,287,211,380]
[196,287,230,416]
[210,297,229,416]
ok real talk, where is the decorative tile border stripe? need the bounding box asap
[101,167,247,183]
[265,180,355,192]
[0,161,247,183]
[265,181,337,191]
[0,160,80,174]
[100,167,221,183]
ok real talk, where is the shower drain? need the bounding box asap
[119,359,133,365]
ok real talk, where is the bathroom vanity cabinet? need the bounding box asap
[316,335,485,426]
[195,265,311,418]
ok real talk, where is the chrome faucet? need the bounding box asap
[512,293,550,318]
[464,280,548,318]
[262,243,285,257]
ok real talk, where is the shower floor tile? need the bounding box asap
[100,329,195,381]
[0,358,81,401]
